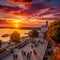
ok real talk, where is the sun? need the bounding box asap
[10,19,21,28]
[14,20,20,23]
[14,23,19,28]
[6,19,23,28]
[13,20,20,28]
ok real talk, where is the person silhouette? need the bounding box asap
[15,54,18,60]
[13,54,15,60]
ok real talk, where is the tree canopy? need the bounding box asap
[28,29,39,38]
[45,20,60,46]
[10,31,20,43]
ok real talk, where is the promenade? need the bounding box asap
[2,37,48,60]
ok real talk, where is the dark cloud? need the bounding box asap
[0,3,47,16]
[18,3,47,15]
[39,8,58,16]
[0,5,22,12]
[28,3,45,10]
[54,14,60,17]
[0,0,60,20]
[45,0,51,2]
[40,17,60,20]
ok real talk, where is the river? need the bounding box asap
[0,28,30,42]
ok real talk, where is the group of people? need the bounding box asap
[31,40,40,48]
[21,50,31,60]
[11,40,43,60]
[35,40,46,46]
[21,49,37,60]
[11,48,18,60]
[13,54,18,60]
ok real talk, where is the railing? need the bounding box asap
[0,40,29,60]
[15,40,28,49]
[0,49,11,60]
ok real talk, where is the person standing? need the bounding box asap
[27,52,31,60]
[15,54,18,60]
[13,54,16,60]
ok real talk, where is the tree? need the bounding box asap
[45,20,60,60]
[0,40,2,47]
[45,20,60,46]
[50,48,60,60]
[28,29,39,38]
[10,31,20,43]
[28,29,39,41]
[28,29,39,42]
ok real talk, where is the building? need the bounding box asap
[40,21,49,32]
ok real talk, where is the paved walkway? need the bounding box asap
[2,38,48,60]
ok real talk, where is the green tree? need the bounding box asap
[28,29,39,38]
[28,29,39,42]
[0,40,2,47]
[10,31,20,43]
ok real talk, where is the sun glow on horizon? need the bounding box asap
[14,23,19,28]
[2,18,55,28]
[8,19,22,28]
[13,20,22,28]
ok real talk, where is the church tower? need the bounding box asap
[45,21,48,27]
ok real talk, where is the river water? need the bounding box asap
[0,28,30,42]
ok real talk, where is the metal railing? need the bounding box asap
[0,49,11,60]
[0,40,29,60]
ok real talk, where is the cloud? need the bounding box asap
[45,0,51,2]
[0,4,26,17]
[16,3,47,16]
[28,3,45,10]
[0,0,60,21]
[0,5,22,12]
[8,0,33,4]
[0,0,60,27]
[40,15,60,20]
[0,19,8,24]
[54,14,60,16]
[0,3,47,16]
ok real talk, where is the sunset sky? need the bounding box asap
[0,0,60,28]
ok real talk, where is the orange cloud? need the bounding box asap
[8,0,33,4]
